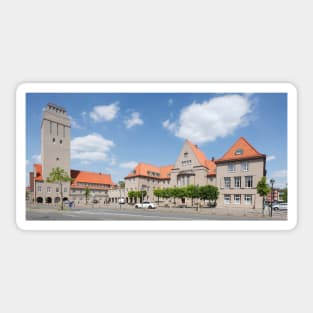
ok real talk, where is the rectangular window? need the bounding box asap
[228,163,235,172]
[47,187,51,193]
[56,187,59,192]
[64,187,67,192]
[37,186,42,192]
[245,176,253,188]
[63,125,65,137]
[244,194,252,205]
[241,161,249,172]
[234,194,241,204]
[234,176,241,189]
[224,194,231,204]
[224,177,231,189]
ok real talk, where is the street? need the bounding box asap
[26,204,288,221]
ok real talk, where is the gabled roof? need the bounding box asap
[71,170,115,186]
[186,140,216,175]
[215,137,266,163]
[125,162,174,179]
[186,140,209,168]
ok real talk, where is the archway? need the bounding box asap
[36,197,43,203]
[45,197,52,203]
[63,197,68,202]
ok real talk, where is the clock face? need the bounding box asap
[235,148,243,155]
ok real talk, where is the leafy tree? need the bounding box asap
[199,185,219,207]
[118,181,125,188]
[256,176,270,210]
[176,187,187,203]
[26,189,30,201]
[128,191,135,203]
[84,187,91,205]
[140,190,147,202]
[46,167,72,210]
[170,187,180,204]
[153,188,162,204]
[186,185,200,207]
[282,188,288,202]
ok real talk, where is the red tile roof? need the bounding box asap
[215,137,266,163]
[32,164,115,186]
[71,170,115,186]
[125,162,174,179]
[34,164,43,181]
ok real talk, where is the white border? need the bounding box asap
[16,83,297,231]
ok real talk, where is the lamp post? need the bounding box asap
[270,178,275,217]
[119,185,121,210]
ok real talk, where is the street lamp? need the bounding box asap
[270,178,275,217]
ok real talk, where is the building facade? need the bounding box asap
[29,103,267,210]
[29,103,117,207]
[124,137,267,210]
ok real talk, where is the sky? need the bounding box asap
[26,92,288,188]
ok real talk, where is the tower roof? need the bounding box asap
[215,137,265,163]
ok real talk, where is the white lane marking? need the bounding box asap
[63,210,189,220]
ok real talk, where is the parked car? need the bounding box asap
[118,198,125,204]
[134,201,157,209]
[272,202,288,211]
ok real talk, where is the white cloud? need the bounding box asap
[110,157,117,166]
[124,112,143,129]
[164,95,253,144]
[267,155,276,162]
[71,133,114,161]
[272,169,287,178]
[31,154,41,163]
[89,102,119,122]
[69,116,81,129]
[120,161,138,169]
[162,119,177,132]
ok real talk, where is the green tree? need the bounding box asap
[256,176,270,210]
[199,185,219,207]
[128,191,135,203]
[118,181,125,188]
[84,187,91,205]
[153,188,162,204]
[176,187,187,204]
[46,167,72,210]
[282,188,288,202]
[186,185,200,207]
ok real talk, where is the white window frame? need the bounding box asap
[224,194,231,204]
[245,176,253,188]
[234,176,241,189]
[228,163,235,172]
[234,194,241,204]
[47,187,51,193]
[241,161,249,172]
[224,177,231,189]
[244,194,252,205]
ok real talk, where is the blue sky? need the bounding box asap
[26,92,287,188]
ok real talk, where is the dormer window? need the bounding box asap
[235,148,243,155]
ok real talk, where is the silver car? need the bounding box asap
[272,202,288,211]
[134,201,157,209]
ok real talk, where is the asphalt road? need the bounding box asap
[26,206,288,221]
